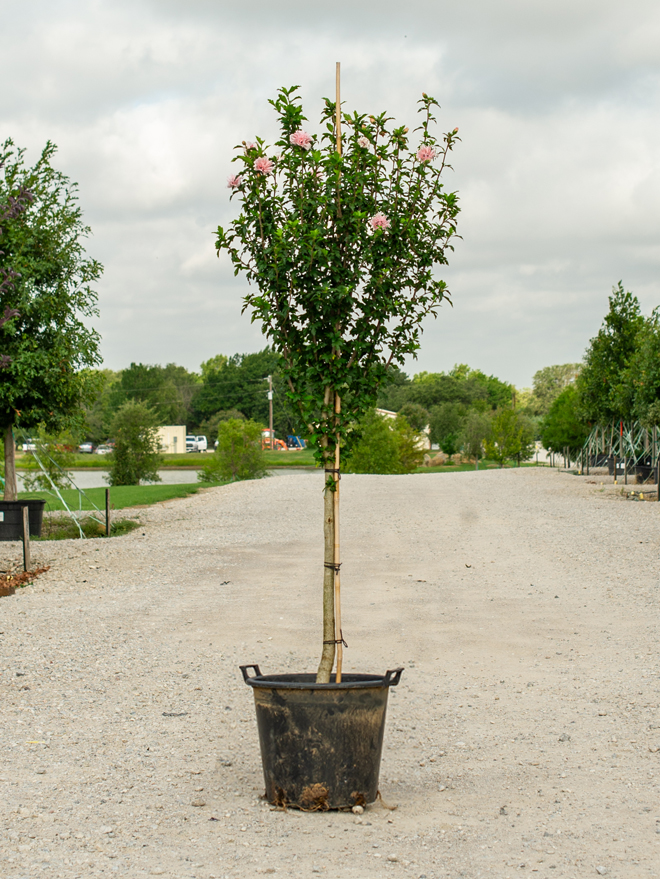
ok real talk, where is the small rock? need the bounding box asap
[559,733,571,742]
[191,798,206,807]
[99,826,114,834]
[596,868,607,876]
[149,871,166,877]
[35,768,46,774]
[598,711,607,717]
[352,805,364,814]
[499,806,508,815]
[387,854,398,862]
[312,868,321,874]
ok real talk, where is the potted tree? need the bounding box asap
[216,69,460,809]
[0,139,102,539]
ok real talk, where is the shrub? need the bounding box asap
[345,410,423,474]
[198,418,265,483]
[107,401,162,486]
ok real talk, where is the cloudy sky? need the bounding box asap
[2,0,660,387]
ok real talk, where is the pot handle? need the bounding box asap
[239,664,263,682]
[383,667,404,687]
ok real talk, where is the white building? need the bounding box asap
[156,425,186,455]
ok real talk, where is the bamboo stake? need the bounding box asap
[334,61,344,683]
[335,62,342,155]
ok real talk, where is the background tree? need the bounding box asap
[0,139,102,499]
[429,401,464,458]
[113,362,201,426]
[107,401,162,486]
[530,363,582,416]
[198,418,265,483]
[614,309,660,423]
[396,402,430,432]
[461,410,491,468]
[217,85,460,681]
[484,408,534,467]
[191,348,301,435]
[577,282,644,423]
[540,385,589,457]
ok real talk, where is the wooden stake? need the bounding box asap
[334,393,343,683]
[22,505,31,573]
[333,62,344,684]
[335,62,342,155]
[105,488,111,537]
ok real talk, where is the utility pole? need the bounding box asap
[267,375,274,450]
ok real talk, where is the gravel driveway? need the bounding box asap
[1,468,659,878]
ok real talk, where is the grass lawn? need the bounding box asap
[18,481,225,513]
[416,460,545,473]
[16,449,317,470]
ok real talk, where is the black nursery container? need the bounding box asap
[0,500,46,540]
[240,665,403,810]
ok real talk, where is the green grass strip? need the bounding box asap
[18,481,225,512]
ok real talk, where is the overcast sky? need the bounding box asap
[2,0,660,387]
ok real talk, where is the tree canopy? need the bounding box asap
[0,139,102,498]
[577,282,645,424]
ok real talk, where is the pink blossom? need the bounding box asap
[227,174,242,189]
[289,130,313,150]
[358,136,369,148]
[369,213,390,231]
[244,141,258,152]
[254,157,274,175]
[416,145,436,162]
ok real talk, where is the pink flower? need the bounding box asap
[358,136,369,148]
[416,145,436,162]
[227,174,242,189]
[254,157,274,175]
[289,130,313,150]
[369,213,390,231]
[244,141,258,152]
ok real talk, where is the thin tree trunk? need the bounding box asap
[4,424,17,501]
[316,469,336,683]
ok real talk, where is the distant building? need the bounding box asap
[156,425,186,455]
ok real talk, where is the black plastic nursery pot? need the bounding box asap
[240,665,403,810]
[0,500,46,541]
[635,464,657,484]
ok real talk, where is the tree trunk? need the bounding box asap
[4,423,17,501]
[316,466,336,683]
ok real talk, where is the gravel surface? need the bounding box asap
[1,467,660,879]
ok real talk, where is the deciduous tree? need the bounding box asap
[0,139,102,499]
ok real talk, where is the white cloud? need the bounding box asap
[2,0,660,385]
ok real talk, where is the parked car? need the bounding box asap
[79,442,94,453]
[94,444,113,455]
[21,438,37,451]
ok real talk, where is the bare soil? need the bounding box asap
[1,468,660,879]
